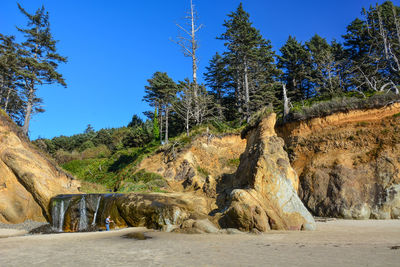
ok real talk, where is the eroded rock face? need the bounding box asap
[0,111,80,224]
[51,113,316,233]
[117,192,213,231]
[220,113,315,231]
[137,134,246,193]
[277,103,400,219]
[52,192,215,232]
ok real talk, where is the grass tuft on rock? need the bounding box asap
[241,105,274,139]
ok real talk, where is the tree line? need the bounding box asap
[142,1,400,144]
[2,1,400,145]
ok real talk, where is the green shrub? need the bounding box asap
[227,158,240,168]
[285,93,400,123]
[54,149,81,164]
[356,121,369,127]
[241,106,274,138]
[197,166,210,177]
[118,170,167,192]
[81,144,111,159]
[79,140,95,152]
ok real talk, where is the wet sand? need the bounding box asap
[1,220,399,267]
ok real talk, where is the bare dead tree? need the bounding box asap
[172,80,194,137]
[171,0,203,124]
[282,83,290,121]
[352,4,400,96]
[376,4,400,74]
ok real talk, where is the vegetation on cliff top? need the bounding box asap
[34,116,243,193]
[284,92,400,123]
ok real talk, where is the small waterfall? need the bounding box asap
[91,196,101,226]
[78,195,88,231]
[51,199,70,232]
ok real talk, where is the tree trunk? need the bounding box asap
[4,86,11,112]
[159,105,163,143]
[243,58,250,122]
[22,32,39,137]
[165,105,169,144]
[190,0,200,125]
[22,87,34,136]
[186,107,190,137]
[283,84,290,122]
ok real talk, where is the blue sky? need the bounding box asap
[0,0,387,139]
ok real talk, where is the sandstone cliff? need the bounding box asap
[277,103,400,219]
[0,110,81,224]
[127,113,315,231]
[136,134,246,194]
[54,112,315,232]
[219,113,315,231]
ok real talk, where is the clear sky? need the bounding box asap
[0,0,387,139]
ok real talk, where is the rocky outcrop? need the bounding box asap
[277,103,400,219]
[52,112,316,233]
[219,113,315,231]
[117,193,214,232]
[0,110,80,224]
[136,134,246,193]
[51,192,215,232]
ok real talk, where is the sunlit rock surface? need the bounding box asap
[277,103,400,219]
[0,110,80,224]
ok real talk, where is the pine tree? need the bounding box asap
[306,34,343,97]
[277,36,312,101]
[0,34,25,124]
[248,41,281,113]
[343,1,400,95]
[17,4,67,136]
[152,108,160,141]
[204,52,230,118]
[143,72,177,144]
[218,3,278,121]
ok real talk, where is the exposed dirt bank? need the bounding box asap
[276,104,400,219]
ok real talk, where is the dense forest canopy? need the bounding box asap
[1,1,399,153]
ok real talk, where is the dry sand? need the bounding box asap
[0,220,399,267]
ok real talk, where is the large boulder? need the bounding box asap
[220,113,315,231]
[51,192,215,232]
[0,110,80,224]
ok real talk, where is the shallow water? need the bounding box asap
[122,232,152,240]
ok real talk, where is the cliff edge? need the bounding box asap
[277,103,400,219]
[0,110,80,224]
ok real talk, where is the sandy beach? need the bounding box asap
[0,220,399,267]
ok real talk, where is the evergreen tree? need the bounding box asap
[0,34,25,124]
[306,34,344,97]
[152,108,160,141]
[277,36,312,101]
[218,3,279,121]
[143,72,177,144]
[204,52,230,118]
[17,4,67,136]
[248,41,281,113]
[343,1,400,95]
[127,114,144,128]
